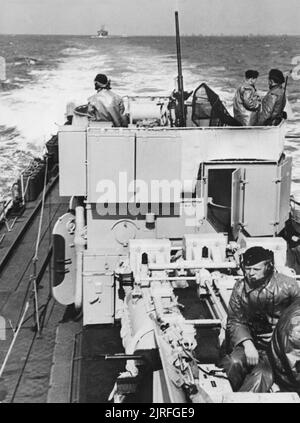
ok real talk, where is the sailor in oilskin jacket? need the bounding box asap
[87,73,128,127]
[270,299,300,393]
[220,246,300,392]
[233,70,261,126]
[256,68,286,126]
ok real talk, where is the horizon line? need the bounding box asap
[1,33,300,37]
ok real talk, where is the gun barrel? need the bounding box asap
[175,11,186,127]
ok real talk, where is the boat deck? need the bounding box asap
[0,176,69,402]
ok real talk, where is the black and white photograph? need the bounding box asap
[0,0,300,407]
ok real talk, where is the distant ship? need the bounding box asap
[91,26,109,38]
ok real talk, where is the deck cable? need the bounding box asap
[31,155,49,336]
[9,328,38,403]
[180,342,229,381]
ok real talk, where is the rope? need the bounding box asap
[32,156,49,335]
[34,156,49,261]
[10,320,37,403]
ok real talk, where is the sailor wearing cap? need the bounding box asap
[220,246,300,392]
[87,74,128,127]
[256,68,287,126]
[233,70,261,126]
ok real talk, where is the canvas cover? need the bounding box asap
[192,83,241,127]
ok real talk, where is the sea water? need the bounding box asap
[0,34,299,199]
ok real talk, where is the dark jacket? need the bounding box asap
[233,82,261,126]
[270,299,300,393]
[226,272,300,351]
[256,84,286,126]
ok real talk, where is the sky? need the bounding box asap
[0,0,300,36]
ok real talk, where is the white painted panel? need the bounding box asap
[58,127,86,196]
[88,133,135,203]
[244,165,278,236]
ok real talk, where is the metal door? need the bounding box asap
[243,165,278,236]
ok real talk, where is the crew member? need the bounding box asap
[270,299,300,393]
[87,73,127,127]
[233,70,261,126]
[256,68,286,126]
[220,246,300,392]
